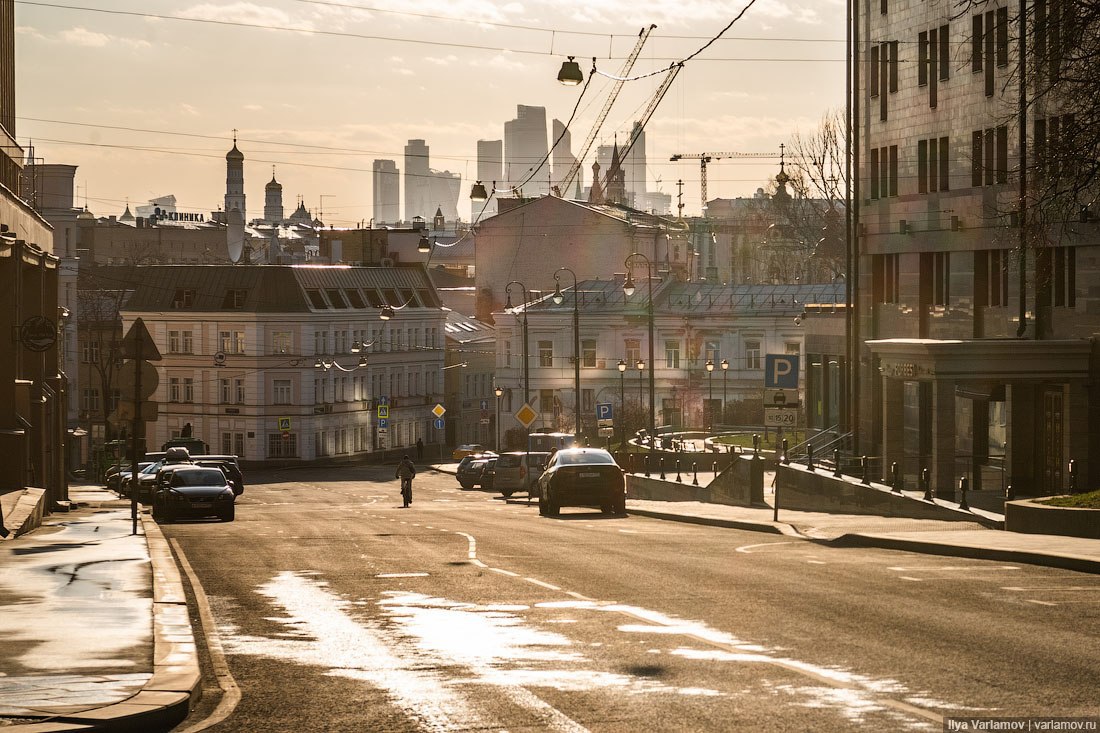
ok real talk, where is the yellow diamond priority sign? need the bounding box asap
[432,403,446,418]
[515,402,538,429]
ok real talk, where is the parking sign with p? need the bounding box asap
[764,354,800,389]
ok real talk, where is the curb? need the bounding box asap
[625,507,798,536]
[11,509,201,732]
[830,533,1100,575]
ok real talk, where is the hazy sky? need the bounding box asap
[15,0,846,225]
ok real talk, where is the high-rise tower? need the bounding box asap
[504,105,549,197]
[404,139,430,222]
[372,159,400,224]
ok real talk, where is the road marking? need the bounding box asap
[899,576,923,582]
[1027,600,1058,606]
[455,532,486,568]
[806,560,827,565]
[525,578,561,591]
[887,565,1020,571]
[1002,586,1100,592]
[491,568,520,577]
[376,573,429,578]
[618,529,639,534]
[170,539,242,733]
[736,541,796,554]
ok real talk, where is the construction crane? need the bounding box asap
[669,151,779,208]
[556,25,657,196]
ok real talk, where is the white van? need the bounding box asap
[492,452,551,497]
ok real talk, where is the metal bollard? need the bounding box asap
[712,461,718,477]
[1069,459,1078,494]
[676,459,682,483]
[861,456,871,485]
[693,462,699,486]
[833,449,842,478]
[891,461,901,493]
[628,453,635,474]
[959,476,970,511]
[753,434,760,457]
[1005,483,1015,500]
[807,444,815,471]
[644,454,650,477]
[659,457,666,480]
[782,439,790,465]
[922,468,933,501]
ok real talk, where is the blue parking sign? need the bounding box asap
[378,417,389,429]
[596,403,614,421]
[764,355,800,389]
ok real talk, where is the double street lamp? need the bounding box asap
[494,385,504,452]
[552,267,581,440]
[617,359,627,446]
[705,359,715,431]
[721,358,729,425]
[623,253,656,433]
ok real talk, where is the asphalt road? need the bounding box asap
[162,464,1100,732]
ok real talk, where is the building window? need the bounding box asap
[704,340,720,363]
[272,331,291,354]
[874,253,901,304]
[869,41,897,120]
[1035,114,1076,183]
[273,379,292,405]
[785,342,801,355]
[222,289,247,309]
[314,331,328,355]
[169,377,180,403]
[538,340,553,367]
[745,340,762,370]
[869,145,898,199]
[976,249,1009,307]
[268,433,297,458]
[539,389,556,415]
[171,289,194,309]
[972,126,1008,187]
[1038,246,1076,308]
[581,339,597,368]
[625,338,641,366]
[81,388,100,412]
[504,339,512,367]
[183,378,194,403]
[219,330,245,355]
[973,10,1008,96]
[932,252,950,307]
[918,136,950,193]
[80,340,100,364]
[665,340,680,369]
[167,330,193,354]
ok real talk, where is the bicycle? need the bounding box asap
[400,476,412,507]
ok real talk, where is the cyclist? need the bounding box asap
[395,455,416,508]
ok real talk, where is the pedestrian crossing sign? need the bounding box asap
[278,417,291,431]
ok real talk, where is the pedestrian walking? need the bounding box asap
[416,438,424,462]
[396,454,416,507]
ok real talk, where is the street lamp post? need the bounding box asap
[721,358,729,426]
[705,359,715,431]
[623,253,656,434]
[636,358,646,440]
[494,385,503,452]
[553,267,581,441]
[505,281,530,405]
[617,359,627,446]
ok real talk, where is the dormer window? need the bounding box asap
[222,288,247,309]
[172,288,195,309]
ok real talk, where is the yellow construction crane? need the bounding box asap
[669,151,778,207]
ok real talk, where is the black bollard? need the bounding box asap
[628,453,635,474]
[922,468,933,501]
[959,476,970,511]
[712,461,718,477]
[891,461,901,493]
[753,434,760,457]
[644,454,650,477]
[833,449,842,478]
[1069,459,1078,494]
[861,456,871,485]
[807,444,815,471]
[692,462,699,486]
[1005,483,1015,500]
[676,459,682,483]
[782,438,790,465]
[659,457,666,480]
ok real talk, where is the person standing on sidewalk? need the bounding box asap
[416,438,424,462]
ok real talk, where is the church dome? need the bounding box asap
[266,175,282,191]
[226,143,244,162]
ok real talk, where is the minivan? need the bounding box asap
[492,451,551,497]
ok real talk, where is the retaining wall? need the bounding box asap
[1005,498,1100,539]
[626,455,765,506]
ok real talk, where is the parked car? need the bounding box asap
[105,462,152,493]
[193,455,245,496]
[452,444,486,461]
[151,466,236,522]
[128,451,194,502]
[493,452,551,498]
[536,448,626,517]
[480,458,498,492]
[456,453,495,489]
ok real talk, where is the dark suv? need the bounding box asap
[193,455,245,496]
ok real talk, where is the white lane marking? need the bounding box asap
[1027,600,1058,606]
[887,565,1020,572]
[565,591,594,601]
[455,532,487,568]
[806,560,827,565]
[1002,586,1100,592]
[376,573,430,578]
[899,577,923,582]
[618,529,639,534]
[736,541,797,554]
[525,578,562,591]
[491,568,520,577]
[170,539,242,733]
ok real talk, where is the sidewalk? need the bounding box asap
[431,462,1100,574]
[0,485,199,732]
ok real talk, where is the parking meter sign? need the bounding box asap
[764,355,800,389]
[596,402,614,427]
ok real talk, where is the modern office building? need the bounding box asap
[372,159,400,225]
[504,105,549,198]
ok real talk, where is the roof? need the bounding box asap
[478,194,681,232]
[121,264,442,314]
[444,309,495,345]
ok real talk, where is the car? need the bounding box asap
[193,455,245,496]
[151,466,236,522]
[456,453,495,489]
[481,458,498,492]
[493,452,551,498]
[452,444,486,461]
[105,462,152,493]
[536,448,626,517]
[128,451,194,502]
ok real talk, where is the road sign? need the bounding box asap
[480,418,490,425]
[766,389,799,407]
[117,360,159,399]
[377,405,390,419]
[598,427,614,437]
[377,396,389,406]
[432,403,446,418]
[378,417,389,429]
[515,402,538,429]
[764,407,798,427]
[433,417,445,430]
[596,402,614,426]
[278,417,292,431]
[120,317,162,361]
[378,428,388,435]
[764,354,800,389]
[480,399,489,410]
